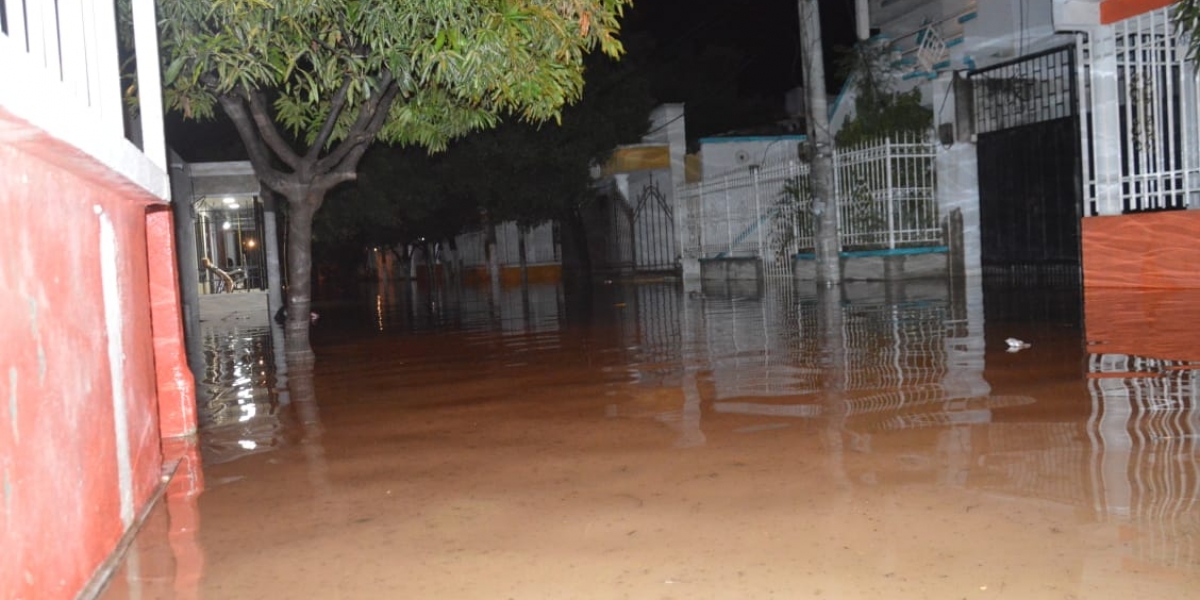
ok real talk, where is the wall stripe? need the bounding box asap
[97,207,134,527]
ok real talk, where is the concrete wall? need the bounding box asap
[700,257,762,282]
[697,135,806,179]
[0,112,195,598]
[793,249,948,281]
[455,221,560,269]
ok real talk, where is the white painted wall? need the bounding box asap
[697,136,806,179]
[454,222,559,269]
[0,0,169,199]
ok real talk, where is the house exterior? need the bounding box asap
[858,0,1200,287]
[0,0,198,598]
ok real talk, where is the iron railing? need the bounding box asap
[679,135,941,279]
[1080,7,1200,214]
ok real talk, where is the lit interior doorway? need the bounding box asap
[194,194,267,294]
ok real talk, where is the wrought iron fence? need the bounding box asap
[1081,7,1200,214]
[679,135,941,279]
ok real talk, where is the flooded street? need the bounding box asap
[103,279,1200,599]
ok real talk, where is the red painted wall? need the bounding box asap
[1,111,194,598]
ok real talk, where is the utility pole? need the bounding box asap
[798,0,842,284]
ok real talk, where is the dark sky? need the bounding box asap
[168,1,858,160]
[623,0,857,96]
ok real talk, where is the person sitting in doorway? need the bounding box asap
[202,257,236,293]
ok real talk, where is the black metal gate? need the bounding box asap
[630,175,676,273]
[970,45,1083,280]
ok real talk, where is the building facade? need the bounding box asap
[859,0,1200,287]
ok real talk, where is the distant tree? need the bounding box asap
[1175,1,1200,60]
[318,48,655,283]
[833,42,932,147]
[157,0,630,364]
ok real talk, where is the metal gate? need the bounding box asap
[630,175,677,273]
[970,45,1083,279]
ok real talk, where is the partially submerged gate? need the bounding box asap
[970,45,1083,281]
[630,175,676,273]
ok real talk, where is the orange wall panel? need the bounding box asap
[1100,0,1175,24]
[1082,211,1200,289]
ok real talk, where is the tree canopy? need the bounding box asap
[160,0,630,191]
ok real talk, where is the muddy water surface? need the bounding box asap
[103,280,1200,599]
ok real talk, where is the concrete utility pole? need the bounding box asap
[798,0,842,284]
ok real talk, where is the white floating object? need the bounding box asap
[1005,337,1031,352]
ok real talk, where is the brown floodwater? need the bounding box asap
[100,278,1200,599]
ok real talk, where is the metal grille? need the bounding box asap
[971,45,1078,135]
[1079,7,1200,214]
[630,174,677,272]
[915,21,949,72]
[677,136,941,280]
[1113,11,1196,212]
[971,45,1083,272]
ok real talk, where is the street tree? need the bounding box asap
[158,0,630,364]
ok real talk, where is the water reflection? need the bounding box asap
[196,324,287,464]
[617,278,1198,579]
[141,277,1200,596]
[361,280,565,334]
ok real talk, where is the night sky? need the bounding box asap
[167,0,858,160]
[623,0,857,97]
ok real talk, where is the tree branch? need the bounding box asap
[247,91,302,171]
[305,74,355,162]
[315,72,399,174]
[218,94,290,192]
[314,82,403,191]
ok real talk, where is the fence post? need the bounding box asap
[789,161,800,259]
[832,146,842,248]
[885,136,897,250]
[752,166,764,263]
[724,176,733,256]
[698,181,706,258]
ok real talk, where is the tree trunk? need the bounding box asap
[284,195,318,367]
[799,0,842,285]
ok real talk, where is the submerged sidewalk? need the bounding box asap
[198,290,271,329]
